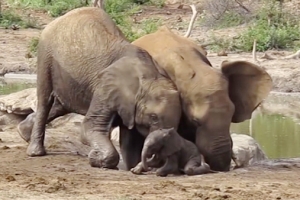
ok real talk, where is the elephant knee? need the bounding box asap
[184,166,195,176]
[17,113,36,142]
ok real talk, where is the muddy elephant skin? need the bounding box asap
[131,128,215,176]
[18,7,181,170]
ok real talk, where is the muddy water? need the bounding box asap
[1,79,300,160]
[231,92,300,159]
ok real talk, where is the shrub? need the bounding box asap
[28,37,39,54]
[200,0,254,28]
[0,9,39,28]
[236,1,300,51]
[8,0,88,17]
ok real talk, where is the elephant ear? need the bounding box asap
[160,128,183,157]
[221,60,273,123]
[97,57,142,130]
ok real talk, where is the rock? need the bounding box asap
[110,127,120,142]
[217,50,228,56]
[0,88,36,115]
[231,133,267,168]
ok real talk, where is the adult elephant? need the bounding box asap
[132,18,273,172]
[17,7,181,170]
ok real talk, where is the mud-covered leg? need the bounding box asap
[156,154,179,177]
[119,125,145,170]
[18,98,69,143]
[131,154,164,174]
[184,160,212,176]
[81,102,120,169]
[26,54,54,156]
[130,162,144,174]
[184,155,219,175]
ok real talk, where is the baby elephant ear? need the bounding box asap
[160,128,183,157]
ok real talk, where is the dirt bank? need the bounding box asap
[0,122,300,200]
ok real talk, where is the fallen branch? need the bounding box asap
[260,53,276,60]
[252,39,257,63]
[284,50,300,59]
[184,4,198,38]
[234,0,251,13]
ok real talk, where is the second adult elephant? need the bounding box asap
[17,7,181,170]
[132,26,273,172]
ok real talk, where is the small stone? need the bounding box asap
[6,175,16,182]
[276,197,281,200]
[1,146,10,150]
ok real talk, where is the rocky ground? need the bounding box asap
[0,1,300,200]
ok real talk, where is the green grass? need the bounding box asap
[7,0,89,17]
[0,9,40,28]
[28,37,39,54]
[236,2,300,51]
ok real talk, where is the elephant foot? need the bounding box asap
[155,168,169,177]
[26,141,46,156]
[17,118,34,143]
[88,149,120,169]
[130,163,144,175]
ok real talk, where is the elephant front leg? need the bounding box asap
[119,125,145,171]
[130,162,145,175]
[156,154,179,177]
[82,111,120,169]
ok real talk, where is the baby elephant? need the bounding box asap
[131,127,217,176]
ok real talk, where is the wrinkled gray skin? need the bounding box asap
[131,128,216,176]
[17,7,181,170]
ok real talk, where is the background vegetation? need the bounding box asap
[0,0,299,53]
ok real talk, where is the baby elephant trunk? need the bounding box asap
[141,147,150,170]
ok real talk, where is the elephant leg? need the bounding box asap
[81,103,120,169]
[184,160,212,176]
[18,97,70,143]
[156,154,179,177]
[26,58,54,156]
[119,125,145,171]
[130,161,144,175]
[184,156,219,176]
[130,154,164,175]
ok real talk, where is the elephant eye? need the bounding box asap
[150,114,159,124]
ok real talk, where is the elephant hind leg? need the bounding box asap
[18,97,70,143]
[184,158,218,176]
[184,162,211,176]
[26,54,55,157]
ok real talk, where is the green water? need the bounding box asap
[1,81,299,159]
[0,81,36,95]
[231,112,300,159]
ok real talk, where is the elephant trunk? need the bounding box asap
[141,146,150,170]
[196,131,232,172]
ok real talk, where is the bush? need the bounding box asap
[236,1,300,51]
[105,0,161,42]
[0,9,39,28]
[200,0,254,28]
[8,0,88,17]
[28,37,39,54]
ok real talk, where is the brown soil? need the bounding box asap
[0,2,300,200]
